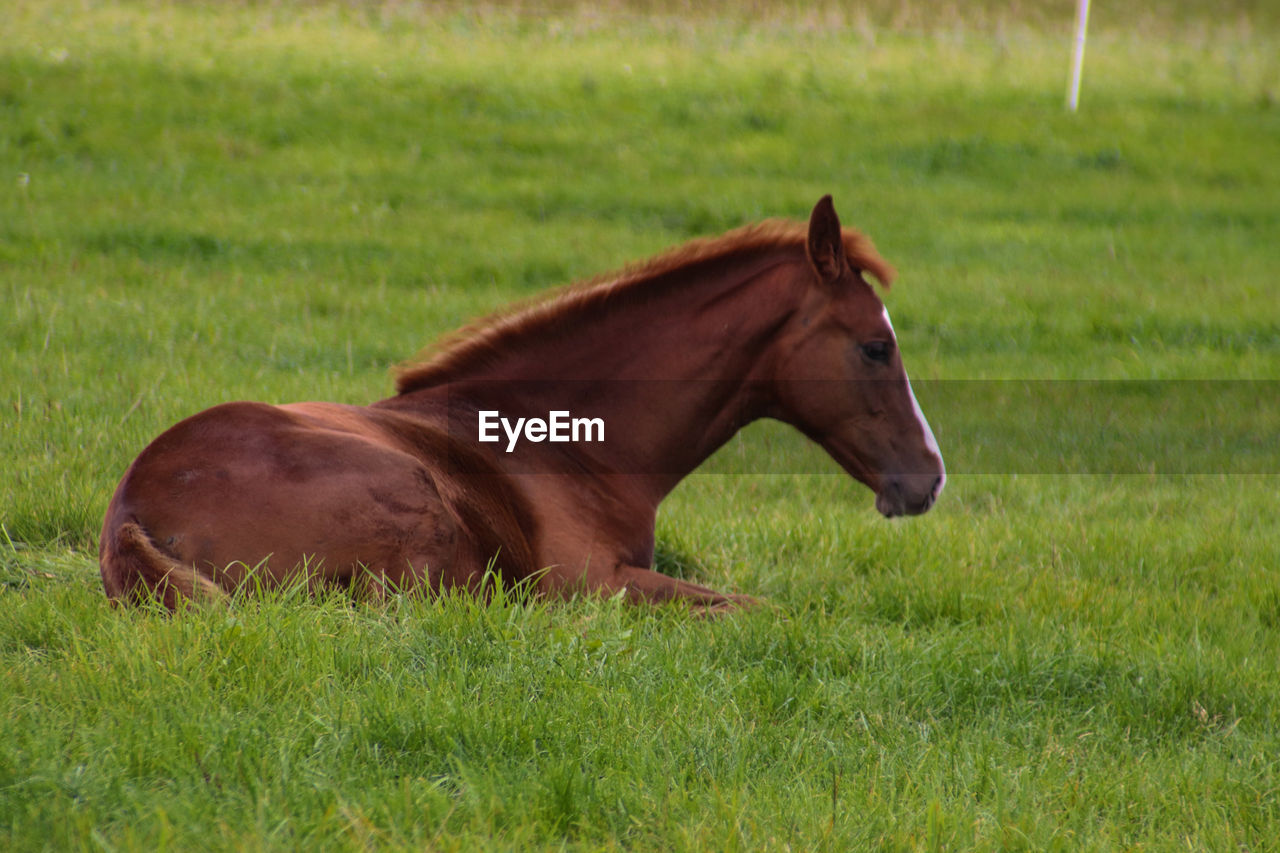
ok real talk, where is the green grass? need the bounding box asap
[3,1,1280,849]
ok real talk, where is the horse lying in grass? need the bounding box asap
[100,196,945,610]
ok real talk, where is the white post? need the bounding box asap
[1067,0,1091,111]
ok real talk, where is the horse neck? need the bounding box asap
[405,248,810,503]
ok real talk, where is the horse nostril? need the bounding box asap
[930,475,944,499]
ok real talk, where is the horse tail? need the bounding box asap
[100,520,226,610]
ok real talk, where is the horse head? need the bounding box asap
[770,196,945,517]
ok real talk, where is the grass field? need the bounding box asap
[3,1,1280,849]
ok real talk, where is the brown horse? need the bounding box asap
[99,196,944,610]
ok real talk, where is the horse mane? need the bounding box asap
[394,219,895,394]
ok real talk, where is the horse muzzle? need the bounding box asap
[875,472,945,518]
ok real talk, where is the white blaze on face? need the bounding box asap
[881,307,945,489]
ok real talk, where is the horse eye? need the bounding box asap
[861,341,892,364]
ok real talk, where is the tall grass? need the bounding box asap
[2,1,1279,849]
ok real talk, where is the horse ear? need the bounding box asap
[806,195,846,284]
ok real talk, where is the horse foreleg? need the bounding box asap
[607,565,757,609]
